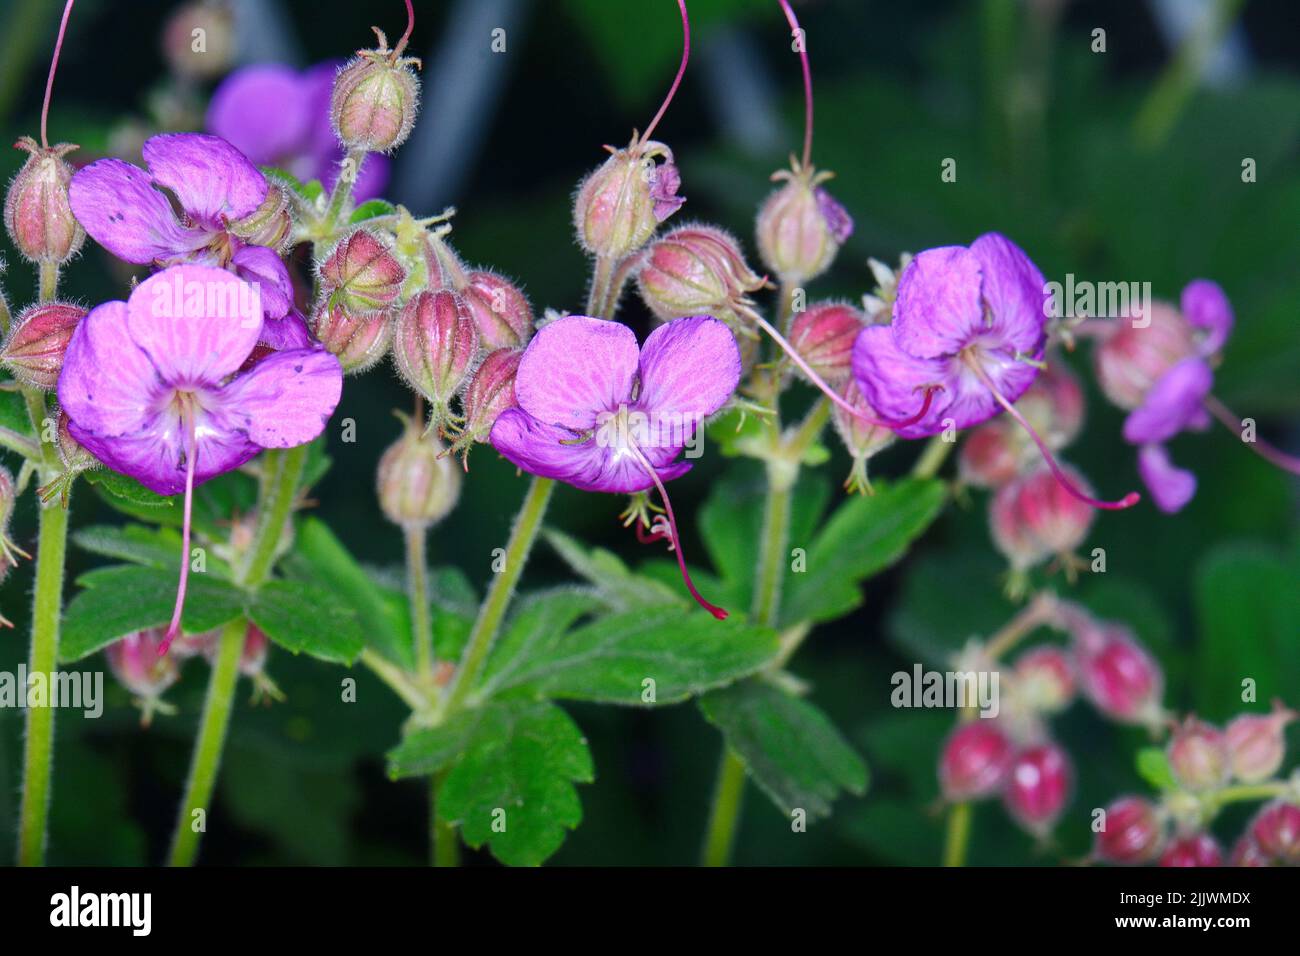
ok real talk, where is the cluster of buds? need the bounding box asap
[331,28,421,154]
[4,137,84,265]
[313,228,405,372]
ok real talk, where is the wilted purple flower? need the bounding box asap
[853,233,1138,510]
[57,265,343,650]
[207,62,389,200]
[68,132,309,349]
[491,314,740,618]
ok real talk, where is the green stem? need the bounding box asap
[751,479,792,627]
[324,147,368,228]
[15,497,68,866]
[405,524,434,677]
[701,751,748,867]
[943,801,972,867]
[167,618,245,867]
[431,770,460,867]
[241,445,308,587]
[586,255,615,319]
[38,260,58,301]
[359,648,429,712]
[441,475,555,714]
[911,434,953,480]
[1209,781,1289,810]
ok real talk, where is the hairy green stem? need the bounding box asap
[586,255,616,319]
[241,445,308,586]
[1209,781,1289,810]
[701,751,748,867]
[431,770,460,867]
[359,648,428,711]
[405,524,434,677]
[751,479,792,627]
[943,801,972,867]
[911,434,953,480]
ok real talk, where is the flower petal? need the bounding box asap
[68,159,208,264]
[514,315,639,430]
[57,300,162,439]
[232,243,293,320]
[217,348,343,448]
[258,309,315,350]
[1122,357,1212,445]
[890,245,984,359]
[1180,278,1233,357]
[71,421,260,497]
[142,133,268,226]
[1137,443,1196,513]
[126,265,263,385]
[852,324,957,438]
[968,232,1048,357]
[206,64,315,166]
[635,315,740,423]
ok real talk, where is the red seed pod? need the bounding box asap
[831,378,895,496]
[755,165,852,285]
[1002,742,1072,836]
[1095,796,1165,864]
[1013,645,1076,714]
[376,412,461,529]
[1167,717,1230,792]
[320,229,406,313]
[1225,701,1297,784]
[4,138,84,264]
[392,290,479,426]
[1249,800,1300,863]
[1159,832,1224,867]
[230,184,293,253]
[1072,622,1165,729]
[959,423,1020,489]
[458,347,521,448]
[636,225,764,322]
[989,464,1095,571]
[574,138,682,261]
[462,270,533,349]
[938,721,1012,802]
[1230,836,1273,868]
[1,302,86,389]
[1094,301,1197,410]
[311,301,392,374]
[788,302,864,388]
[330,38,421,153]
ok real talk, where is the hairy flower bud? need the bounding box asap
[755,164,853,285]
[789,302,864,387]
[106,629,180,726]
[1166,718,1230,792]
[938,721,1012,801]
[1226,702,1297,784]
[162,1,236,80]
[331,41,421,153]
[574,138,682,261]
[5,138,84,264]
[1250,800,1300,863]
[1014,645,1076,714]
[1159,832,1223,867]
[832,379,896,496]
[636,225,764,322]
[1002,742,1072,836]
[989,464,1095,571]
[393,290,479,427]
[320,229,406,313]
[1,302,85,389]
[1072,622,1165,729]
[311,301,392,373]
[230,183,293,253]
[462,270,533,349]
[1094,302,1196,410]
[1095,796,1165,864]
[377,413,461,529]
[457,347,520,450]
[959,423,1019,489]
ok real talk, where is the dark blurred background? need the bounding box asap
[0,0,1297,865]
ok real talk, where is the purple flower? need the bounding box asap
[58,265,343,649]
[1137,443,1197,514]
[815,187,853,244]
[490,313,740,618]
[207,62,389,201]
[69,132,309,350]
[647,159,684,223]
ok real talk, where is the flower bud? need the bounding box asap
[1002,742,1072,836]
[1072,622,1165,729]
[756,165,853,285]
[230,184,293,253]
[331,42,421,153]
[636,225,764,322]
[989,464,1095,571]
[320,229,406,313]
[377,413,462,529]
[240,624,270,677]
[788,302,864,387]
[106,629,180,726]
[1167,718,1230,792]
[1095,796,1165,864]
[1249,800,1300,863]
[462,270,533,349]
[1225,702,1297,784]
[456,347,520,450]
[393,290,479,427]
[1014,645,1076,714]
[1159,832,1223,867]
[168,629,217,660]
[832,379,895,496]
[4,138,84,264]
[1230,836,1273,867]
[1,302,85,389]
[574,138,682,261]
[162,1,236,80]
[959,423,1019,489]
[310,301,392,373]
[938,721,1012,801]
[1094,301,1196,410]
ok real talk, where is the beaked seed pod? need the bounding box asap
[392,290,479,427]
[1094,796,1165,865]
[1,302,86,389]
[989,464,1095,571]
[458,347,521,449]
[4,138,84,264]
[1225,702,1297,784]
[377,413,462,529]
[755,163,853,285]
[938,721,1013,802]
[1002,742,1072,836]
[636,225,764,322]
[573,138,682,261]
[331,33,421,153]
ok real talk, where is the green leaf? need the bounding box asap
[544,528,685,611]
[60,566,245,662]
[349,199,397,223]
[1135,747,1177,792]
[478,588,603,697]
[246,579,365,665]
[83,468,176,519]
[387,707,490,779]
[700,681,867,821]
[0,382,32,437]
[492,606,780,705]
[72,524,233,578]
[433,698,593,866]
[782,478,946,626]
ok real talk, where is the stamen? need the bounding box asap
[623,439,728,620]
[963,353,1140,511]
[1205,395,1300,476]
[41,0,76,148]
[776,0,814,169]
[160,409,198,655]
[640,0,690,144]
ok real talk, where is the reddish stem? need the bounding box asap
[1205,395,1300,475]
[41,0,76,148]
[641,0,691,144]
[393,0,416,57]
[777,0,813,168]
